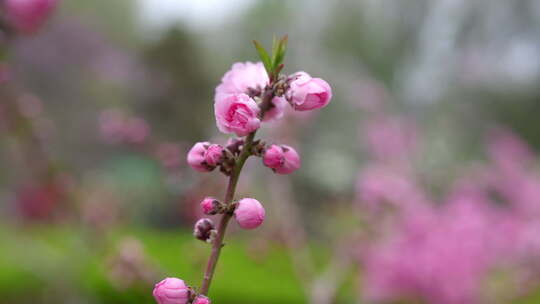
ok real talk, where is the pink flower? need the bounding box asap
[153,277,190,304]
[187,142,213,172]
[5,0,58,34]
[234,198,265,230]
[214,93,260,136]
[193,296,211,304]
[215,62,268,101]
[288,72,332,111]
[200,197,220,215]
[204,144,224,167]
[263,144,301,174]
[262,97,287,121]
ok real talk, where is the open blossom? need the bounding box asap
[263,144,301,174]
[5,0,58,34]
[288,72,332,111]
[153,277,190,304]
[215,61,268,100]
[234,198,265,229]
[214,93,260,136]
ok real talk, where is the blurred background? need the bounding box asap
[2,0,540,303]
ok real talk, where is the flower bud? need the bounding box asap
[204,144,224,167]
[193,295,211,304]
[234,198,265,230]
[153,277,190,304]
[5,0,58,35]
[263,144,301,174]
[288,72,332,111]
[200,197,221,215]
[193,218,216,242]
[187,142,224,172]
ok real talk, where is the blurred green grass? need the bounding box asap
[0,226,306,304]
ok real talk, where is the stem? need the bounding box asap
[199,132,255,295]
[199,87,274,296]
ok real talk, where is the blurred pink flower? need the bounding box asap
[155,143,182,169]
[362,115,419,161]
[204,144,224,167]
[5,0,58,34]
[356,165,427,212]
[262,97,287,122]
[98,109,150,145]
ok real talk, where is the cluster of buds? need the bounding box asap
[0,0,58,36]
[154,37,332,302]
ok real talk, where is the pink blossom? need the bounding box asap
[200,197,219,215]
[124,117,150,144]
[356,165,427,212]
[362,115,418,161]
[215,61,268,101]
[262,97,287,121]
[288,72,332,111]
[234,198,265,230]
[187,142,213,172]
[204,144,224,167]
[214,93,260,136]
[153,277,190,304]
[263,144,301,174]
[5,0,58,34]
[98,109,150,145]
[193,296,211,304]
[155,143,182,169]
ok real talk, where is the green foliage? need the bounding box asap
[0,226,306,304]
[253,35,288,81]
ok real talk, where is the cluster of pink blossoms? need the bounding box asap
[154,42,332,303]
[356,112,540,303]
[1,0,58,35]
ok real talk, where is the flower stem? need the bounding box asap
[199,80,275,296]
[199,131,255,295]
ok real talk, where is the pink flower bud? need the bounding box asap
[193,295,211,304]
[193,218,216,242]
[187,142,213,172]
[153,277,190,304]
[214,93,260,136]
[234,198,265,230]
[263,144,301,174]
[5,0,58,35]
[288,72,332,111]
[204,144,224,167]
[200,197,220,215]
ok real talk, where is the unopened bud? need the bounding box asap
[193,218,216,242]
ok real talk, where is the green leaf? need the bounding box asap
[272,35,288,69]
[253,40,273,77]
